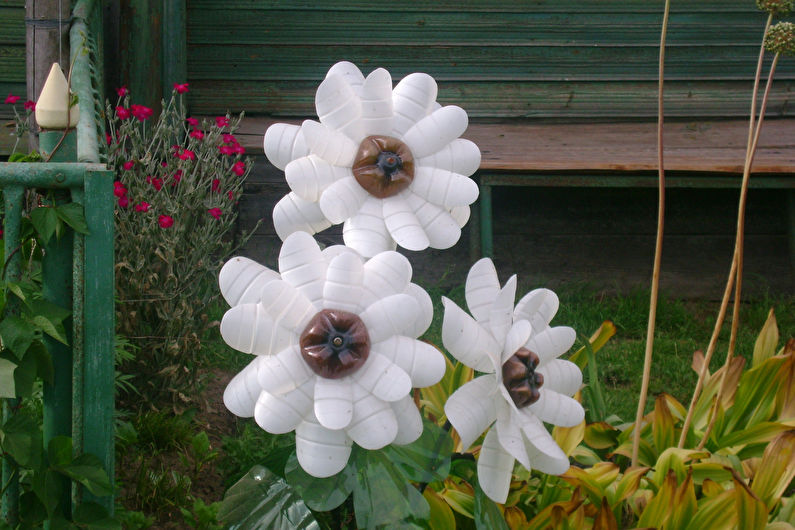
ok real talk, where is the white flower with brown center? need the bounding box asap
[442,258,584,503]
[219,232,445,477]
[265,61,481,258]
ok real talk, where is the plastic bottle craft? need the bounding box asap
[218,231,445,477]
[442,258,585,503]
[264,61,481,257]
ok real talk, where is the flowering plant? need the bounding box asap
[3,93,40,160]
[106,84,257,402]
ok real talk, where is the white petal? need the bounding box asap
[441,297,500,373]
[219,256,279,307]
[296,417,352,478]
[314,377,354,430]
[285,155,348,202]
[301,120,358,167]
[489,276,517,349]
[391,395,423,445]
[404,282,433,338]
[319,176,369,224]
[391,72,437,137]
[403,191,461,250]
[315,73,363,141]
[264,123,308,171]
[525,326,577,365]
[449,205,470,228]
[272,192,333,241]
[259,279,316,331]
[374,335,446,388]
[359,68,393,136]
[254,380,314,434]
[514,288,560,332]
[361,251,412,308]
[223,356,266,417]
[410,167,479,208]
[402,106,469,159]
[496,402,530,468]
[502,320,533,365]
[322,251,364,313]
[528,389,585,428]
[347,382,398,449]
[359,293,420,343]
[520,414,571,475]
[278,231,326,307]
[322,244,359,264]
[444,374,497,450]
[221,303,294,355]
[257,345,313,396]
[382,194,430,251]
[536,359,582,397]
[326,61,365,94]
[416,138,481,177]
[355,352,411,402]
[342,197,395,258]
[477,427,514,504]
[465,258,500,323]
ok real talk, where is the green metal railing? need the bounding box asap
[1,0,114,523]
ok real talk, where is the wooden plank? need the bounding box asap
[0,7,24,45]
[187,80,795,120]
[0,45,25,81]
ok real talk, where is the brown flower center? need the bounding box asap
[352,135,414,198]
[299,309,371,379]
[502,347,544,408]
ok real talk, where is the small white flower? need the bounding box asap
[441,258,584,503]
[265,61,481,258]
[218,232,445,478]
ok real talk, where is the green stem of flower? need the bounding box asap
[631,0,670,467]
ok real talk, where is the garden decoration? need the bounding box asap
[264,61,481,257]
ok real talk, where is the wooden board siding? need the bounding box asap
[185,0,795,118]
[0,0,26,156]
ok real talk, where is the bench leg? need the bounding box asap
[479,182,493,258]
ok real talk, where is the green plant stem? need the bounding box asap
[696,53,780,450]
[632,0,669,467]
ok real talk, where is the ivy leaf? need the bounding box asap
[54,203,90,235]
[0,357,17,398]
[58,453,114,497]
[284,452,355,512]
[219,465,320,530]
[30,206,58,245]
[0,315,36,356]
[385,419,453,484]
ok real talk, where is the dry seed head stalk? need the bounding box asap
[757,0,793,16]
[764,22,795,56]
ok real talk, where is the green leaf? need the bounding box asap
[72,501,121,529]
[423,489,456,530]
[752,308,779,368]
[18,491,47,527]
[13,350,38,397]
[59,454,114,497]
[54,203,90,235]
[6,282,26,302]
[1,409,41,467]
[48,436,73,467]
[32,315,68,345]
[474,482,509,529]
[30,206,58,244]
[0,357,17,398]
[284,452,354,512]
[385,419,453,484]
[219,465,320,530]
[0,315,36,355]
[27,341,54,385]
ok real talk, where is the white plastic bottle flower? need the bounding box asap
[218,232,445,478]
[441,258,584,503]
[265,61,481,258]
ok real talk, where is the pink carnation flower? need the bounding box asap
[134,202,151,212]
[179,149,196,161]
[118,196,129,208]
[222,133,237,144]
[227,190,234,200]
[212,179,221,193]
[173,83,189,94]
[123,160,135,171]
[113,181,127,198]
[190,129,204,140]
[151,177,163,191]
[215,116,229,128]
[208,208,222,220]
[4,94,20,104]
[186,117,199,127]
[116,86,129,97]
[130,104,153,121]
[234,144,245,155]
[23,100,35,111]
[231,161,246,176]
[158,215,174,228]
[116,106,130,120]
[218,145,235,156]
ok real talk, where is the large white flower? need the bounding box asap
[264,61,481,258]
[441,258,584,503]
[218,232,445,478]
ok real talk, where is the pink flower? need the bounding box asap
[173,83,189,94]
[158,215,174,228]
[113,181,127,198]
[134,202,151,212]
[130,104,153,121]
[186,117,199,127]
[172,170,183,182]
[178,149,196,161]
[123,160,135,171]
[218,145,235,156]
[189,129,204,140]
[234,144,245,155]
[151,177,163,191]
[222,133,237,144]
[118,196,129,208]
[208,208,222,220]
[23,100,35,111]
[4,94,20,104]
[212,179,221,193]
[227,190,234,200]
[105,133,112,146]
[215,116,229,128]
[116,106,130,120]
[116,86,129,97]
[231,161,246,176]
[160,161,168,167]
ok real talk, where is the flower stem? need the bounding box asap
[632,0,670,467]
